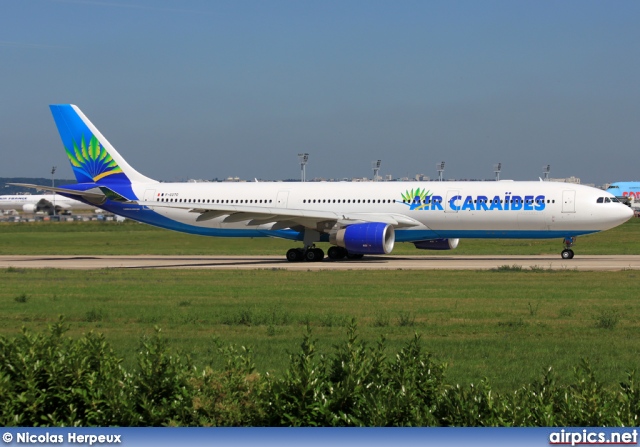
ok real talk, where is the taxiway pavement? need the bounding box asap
[0,255,639,271]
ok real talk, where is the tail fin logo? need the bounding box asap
[65,135,123,182]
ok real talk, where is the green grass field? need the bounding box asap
[2,268,640,392]
[1,218,639,392]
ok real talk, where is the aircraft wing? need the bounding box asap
[136,201,422,230]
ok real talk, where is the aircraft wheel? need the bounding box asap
[286,248,304,262]
[328,246,346,260]
[561,249,574,260]
[305,248,324,262]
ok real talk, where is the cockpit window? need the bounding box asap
[608,185,619,189]
[597,196,620,203]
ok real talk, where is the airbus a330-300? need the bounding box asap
[12,105,633,261]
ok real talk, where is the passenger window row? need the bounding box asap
[303,199,394,204]
[157,198,273,204]
[401,199,555,204]
[155,196,561,205]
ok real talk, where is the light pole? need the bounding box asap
[494,163,502,181]
[298,153,309,182]
[51,166,57,216]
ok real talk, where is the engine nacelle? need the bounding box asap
[22,204,37,213]
[329,223,395,254]
[413,238,459,250]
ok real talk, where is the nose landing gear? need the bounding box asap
[561,237,575,259]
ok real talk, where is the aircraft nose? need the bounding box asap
[597,203,635,231]
[618,204,635,224]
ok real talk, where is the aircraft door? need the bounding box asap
[445,190,459,213]
[276,190,289,208]
[562,190,576,213]
[143,189,156,210]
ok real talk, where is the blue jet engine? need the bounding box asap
[330,222,395,254]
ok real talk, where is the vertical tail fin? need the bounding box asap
[50,104,157,185]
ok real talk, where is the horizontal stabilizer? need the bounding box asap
[98,187,131,202]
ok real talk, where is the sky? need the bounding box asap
[1,0,639,185]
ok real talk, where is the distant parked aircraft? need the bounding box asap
[0,193,92,215]
[607,182,640,200]
[12,104,634,261]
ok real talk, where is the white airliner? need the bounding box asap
[0,193,91,215]
[12,105,633,261]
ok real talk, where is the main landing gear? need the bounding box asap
[286,246,324,262]
[286,229,326,262]
[561,237,575,259]
[286,230,366,262]
[285,246,365,262]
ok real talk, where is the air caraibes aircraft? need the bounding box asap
[12,105,633,261]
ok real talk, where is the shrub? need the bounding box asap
[131,328,195,425]
[492,264,523,272]
[595,310,619,329]
[372,312,390,327]
[0,317,133,426]
[13,293,28,303]
[85,308,105,322]
[397,311,415,327]
[191,343,264,426]
[260,321,446,426]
